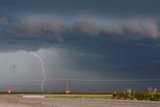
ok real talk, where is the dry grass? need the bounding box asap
[45,94,113,99]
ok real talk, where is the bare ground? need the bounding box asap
[0,95,160,107]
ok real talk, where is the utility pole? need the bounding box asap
[65,79,70,94]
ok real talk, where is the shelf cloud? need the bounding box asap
[0,16,160,52]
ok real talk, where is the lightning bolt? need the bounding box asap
[31,52,46,92]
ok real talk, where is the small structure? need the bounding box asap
[65,90,71,94]
[65,80,71,94]
[8,87,13,94]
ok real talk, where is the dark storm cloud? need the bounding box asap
[6,18,65,39]
[0,0,160,19]
[0,0,160,52]
[1,17,160,37]
[0,17,160,52]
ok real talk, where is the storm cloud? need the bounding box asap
[0,17,160,52]
[0,0,159,52]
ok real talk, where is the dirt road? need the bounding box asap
[0,95,160,107]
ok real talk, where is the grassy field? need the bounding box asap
[1,91,160,101]
[0,92,113,99]
[45,94,113,99]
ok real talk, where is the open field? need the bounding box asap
[0,94,160,107]
[45,94,113,99]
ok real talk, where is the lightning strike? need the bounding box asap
[31,52,46,92]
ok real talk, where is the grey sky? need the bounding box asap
[0,0,160,19]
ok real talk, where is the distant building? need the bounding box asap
[8,88,13,93]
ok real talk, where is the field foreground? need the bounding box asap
[0,94,160,107]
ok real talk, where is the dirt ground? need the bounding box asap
[0,95,160,107]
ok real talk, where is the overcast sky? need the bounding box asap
[0,0,160,92]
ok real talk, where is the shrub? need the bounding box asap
[147,86,157,100]
[113,89,136,100]
[150,93,160,101]
[134,92,150,100]
[112,91,125,99]
[123,89,136,100]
